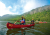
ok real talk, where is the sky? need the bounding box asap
[0,0,50,16]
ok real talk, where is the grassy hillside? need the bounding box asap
[24,10,50,22]
[0,10,50,22]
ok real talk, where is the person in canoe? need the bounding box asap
[20,16,25,25]
[14,16,25,25]
[31,19,35,24]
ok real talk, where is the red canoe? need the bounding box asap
[39,22,47,23]
[6,22,35,29]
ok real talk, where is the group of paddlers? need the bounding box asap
[14,16,35,25]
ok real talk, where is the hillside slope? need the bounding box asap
[0,5,50,22]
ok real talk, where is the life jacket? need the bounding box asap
[32,22,33,23]
[31,20,34,23]
[21,20,24,23]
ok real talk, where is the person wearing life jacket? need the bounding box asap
[20,16,25,25]
[14,16,25,25]
[31,19,35,24]
[20,18,24,25]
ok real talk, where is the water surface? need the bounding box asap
[0,21,50,35]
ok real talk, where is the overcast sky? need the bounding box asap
[0,0,50,16]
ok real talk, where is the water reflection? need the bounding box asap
[6,28,26,35]
[6,23,46,35]
[0,21,50,35]
[6,26,35,35]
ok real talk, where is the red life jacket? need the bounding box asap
[21,20,24,23]
[32,22,33,23]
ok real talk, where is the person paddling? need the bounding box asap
[31,19,35,24]
[20,16,25,25]
[20,18,24,25]
[14,16,25,25]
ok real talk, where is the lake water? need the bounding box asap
[0,21,50,35]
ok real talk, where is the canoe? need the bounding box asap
[39,22,47,23]
[6,22,35,29]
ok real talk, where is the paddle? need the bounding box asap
[14,16,24,24]
[14,18,21,24]
[14,16,25,24]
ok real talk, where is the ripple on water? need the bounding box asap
[34,29,44,34]
[18,31,21,33]
[0,30,7,35]
[25,32,35,35]
[25,30,30,31]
